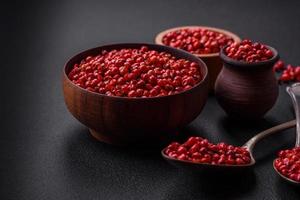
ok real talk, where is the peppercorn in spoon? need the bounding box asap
[273,83,300,184]
[162,120,296,170]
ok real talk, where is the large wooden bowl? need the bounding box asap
[62,43,209,145]
[155,26,241,91]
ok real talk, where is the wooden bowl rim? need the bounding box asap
[220,45,279,67]
[63,43,209,100]
[155,25,241,58]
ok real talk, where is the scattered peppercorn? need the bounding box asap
[274,147,300,182]
[273,60,285,72]
[164,136,251,165]
[68,46,202,97]
[225,39,274,62]
[162,28,234,54]
[273,60,300,83]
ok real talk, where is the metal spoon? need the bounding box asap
[273,83,300,184]
[162,120,296,170]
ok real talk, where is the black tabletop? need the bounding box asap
[1,0,300,199]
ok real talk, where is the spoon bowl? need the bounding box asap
[161,147,255,171]
[162,120,295,171]
[273,83,300,185]
[273,160,300,185]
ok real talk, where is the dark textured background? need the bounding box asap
[1,0,300,199]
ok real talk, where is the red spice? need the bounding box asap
[225,39,274,62]
[273,60,300,83]
[274,147,300,182]
[164,136,251,165]
[162,28,233,54]
[273,60,285,72]
[68,46,202,97]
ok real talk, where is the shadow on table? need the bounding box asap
[63,125,177,182]
[220,116,278,141]
[275,177,300,198]
[162,169,256,200]
[219,104,295,144]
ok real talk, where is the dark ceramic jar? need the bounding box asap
[215,45,279,119]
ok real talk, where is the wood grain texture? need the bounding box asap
[62,43,209,145]
[215,46,279,119]
[155,26,241,91]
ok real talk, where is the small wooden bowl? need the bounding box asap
[62,43,209,145]
[155,26,241,91]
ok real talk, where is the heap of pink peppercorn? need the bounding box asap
[224,39,274,62]
[162,28,234,54]
[68,46,202,97]
[164,136,251,165]
[274,147,300,182]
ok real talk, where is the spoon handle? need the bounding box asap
[286,83,300,147]
[243,120,296,152]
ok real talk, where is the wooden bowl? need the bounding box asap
[62,43,209,145]
[155,26,241,91]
